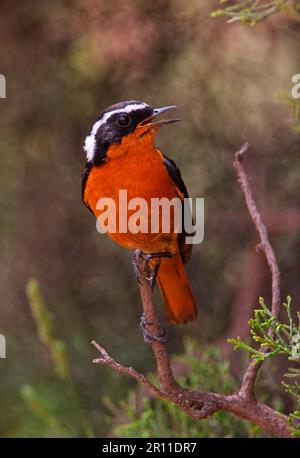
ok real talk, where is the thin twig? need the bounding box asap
[233,142,281,315]
[91,340,165,399]
[233,143,281,399]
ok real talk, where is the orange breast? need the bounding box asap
[84,135,179,253]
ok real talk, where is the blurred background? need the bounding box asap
[0,0,299,437]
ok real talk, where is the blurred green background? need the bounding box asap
[0,0,299,437]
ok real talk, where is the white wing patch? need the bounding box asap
[83,103,148,162]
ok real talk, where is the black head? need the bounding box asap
[83,100,179,165]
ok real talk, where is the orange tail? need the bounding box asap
[156,251,197,324]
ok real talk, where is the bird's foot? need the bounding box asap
[132,250,143,285]
[132,249,172,289]
[146,261,160,292]
[140,314,168,344]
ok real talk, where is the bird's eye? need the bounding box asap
[116,114,131,127]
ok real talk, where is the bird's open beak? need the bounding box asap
[139,105,180,128]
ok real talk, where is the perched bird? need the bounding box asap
[82,100,197,325]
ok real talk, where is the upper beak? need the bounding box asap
[139,105,180,128]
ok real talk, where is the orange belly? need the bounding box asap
[84,145,179,253]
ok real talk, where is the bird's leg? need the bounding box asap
[132,250,172,288]
[132,251,143,285]
[146,252,173,259]
[148,261,160,292]
[145,252,172,291]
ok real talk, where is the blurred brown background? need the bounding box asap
[0,0,299,437]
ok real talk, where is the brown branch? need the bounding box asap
[233,143,281,400]
[92,333,290,436]
[134,252,179,393]
[92,143,291,438]
[233,142,281,316]
[91,340,165,399]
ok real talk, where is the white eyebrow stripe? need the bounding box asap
[83,102,149,161]
[91,103,149,131]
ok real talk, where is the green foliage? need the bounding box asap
[211,0,300,25]
[24,279,94,437]
[228,296,300,362]
[112,341,262,438]
[228,296,300,436]
[26,279,71,381]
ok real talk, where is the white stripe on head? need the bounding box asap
[83,103,149,162]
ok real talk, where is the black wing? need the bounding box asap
[163,155,189,199]
[81,162,93,213]
[163,155,193,263]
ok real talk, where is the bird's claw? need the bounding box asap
[132,249,172,290]
[132,254,143,285]
[140,314,168,344]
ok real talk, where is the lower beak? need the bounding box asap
[139,105,180,128]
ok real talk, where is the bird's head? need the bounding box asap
[83,100,179,165]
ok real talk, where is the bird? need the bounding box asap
[82,100,197,326]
